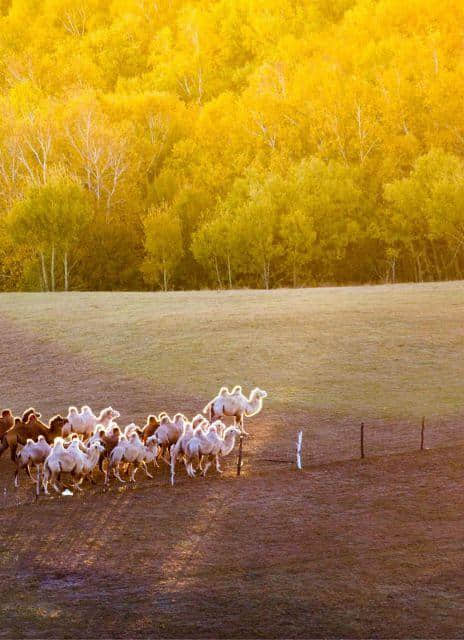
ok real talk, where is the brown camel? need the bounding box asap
[0,413,68,461]
[0,410,14,438]
[142,415,161,443]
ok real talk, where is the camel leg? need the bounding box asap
[10,443,18,463]
[215,455,222,474]
[114,467,126,484]
[161,447,171,465]
[0,438,8,459]
[52,472,62,494]
[202,458,212,477]
[42,468,49,494]
[14,464,21,488]
[25,464,35,483]
[130,462,140,482]
[72,476,83,492]
[141,460,153,479]
[239,414,250,436]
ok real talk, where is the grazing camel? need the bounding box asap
[43,438,84,494]
[14,435,51,490]
[202,387,268,435]
[78,441,106,485]
[0,414,68,461]
[181,422,241,479]
[153,413,186,461]
[0,410,14,438]
[64,406,120,439]
[183,425,216,478]
[0,407,39,440]
[106,431,152,484]
[167,417,207,485]
[141,413,168,443]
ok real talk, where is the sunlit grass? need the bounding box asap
[1,281,463,420]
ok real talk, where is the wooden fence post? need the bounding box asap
[236,435,244,476]
[420,416,425,451]
[296,431,303,470]
[360,422,365,459]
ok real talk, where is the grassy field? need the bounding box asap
[1,281,463,419]
[1,281,464,638]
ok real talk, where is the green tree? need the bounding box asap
[280,209,316,287]
[7,175,92,290]
[142,205,184,291]
[384,149,464,281]
[192,211,238,288]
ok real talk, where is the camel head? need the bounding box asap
[145,415,159,427]
[89,441,105,454]
[251,388,267,400]
[192,414,207,428]
[22,408,41,422]
[49,415,68,433]
[224,426,241,438]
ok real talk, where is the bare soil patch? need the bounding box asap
[0,285,464,637]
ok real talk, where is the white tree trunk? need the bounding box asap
[227,254,232,289]
[64,251,69,292]
[214,256,222,289]
[50,244,55,292]
[40,252,49,291]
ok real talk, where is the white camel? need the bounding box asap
[168,417,203,485]
[14,435,51,492]
[201,422,239,476]
[64,406,120,439]
[183,422,241,478]
[43,438,86,494]
[183,425,213,478]
[153,413,186,462]
[74,441,106,486]
[202,386,267,435]
[106,431,153,484]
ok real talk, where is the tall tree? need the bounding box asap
[141,204,184,291]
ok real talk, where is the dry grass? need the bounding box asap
[0,281,464,638]
[1,281,463,419]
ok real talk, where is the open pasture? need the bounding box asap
[0,282,464,638]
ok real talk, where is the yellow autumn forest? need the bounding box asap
[0,0,463,290]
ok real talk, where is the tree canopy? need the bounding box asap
[0,0,463,290]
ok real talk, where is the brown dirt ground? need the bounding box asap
[2,317,464,638]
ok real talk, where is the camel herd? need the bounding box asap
[0,386,268,496]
